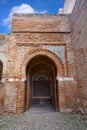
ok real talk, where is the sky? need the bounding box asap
[0,0,65,34]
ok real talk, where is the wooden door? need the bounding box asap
[32,81,51,105]
[33,81,50,97]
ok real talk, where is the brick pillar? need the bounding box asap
[0,83,5,113]
[58,80,66,112]
[16,81,25,113]
[4,80,25,114]
[4,82,18,113]
[58,77,78,112]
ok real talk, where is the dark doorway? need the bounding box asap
[25,55,58,111]
[32,74,51,106]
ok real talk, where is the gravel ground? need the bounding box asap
[0,110,87,130]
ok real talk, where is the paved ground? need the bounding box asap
[0,107,87,130]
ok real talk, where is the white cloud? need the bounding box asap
[2,3,47,30]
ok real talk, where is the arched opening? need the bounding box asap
[24,55,58,111]
[0,60,3,81]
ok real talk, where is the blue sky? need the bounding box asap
[0,0,65,34]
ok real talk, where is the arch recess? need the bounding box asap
[20,48,65,78]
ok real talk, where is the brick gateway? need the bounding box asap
[0,0,87,114]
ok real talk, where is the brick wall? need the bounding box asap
[70,0,87,113]
[12,14,70,32]
[0,34,9,81]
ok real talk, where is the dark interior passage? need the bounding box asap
[25,55,58,111]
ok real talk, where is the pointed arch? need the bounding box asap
[20,48,65,78]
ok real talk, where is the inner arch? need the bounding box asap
[24,55,58,111]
